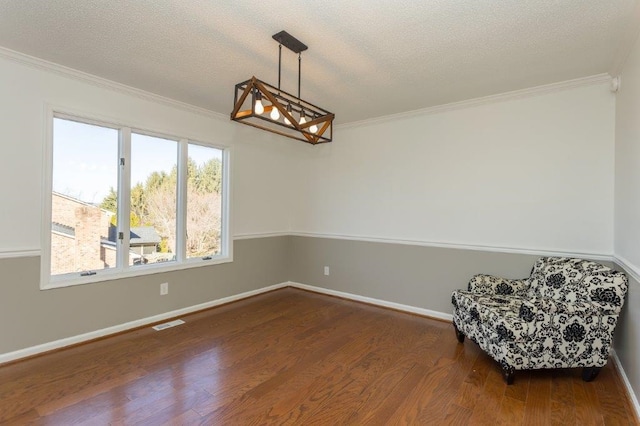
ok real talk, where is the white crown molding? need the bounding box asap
[0,249,40,259]
[0,281,289,365]
[288,281,453,322]
[289,231,613,261]
[0,46,228,122]
[337,73,612,130]
[612,350,640,422]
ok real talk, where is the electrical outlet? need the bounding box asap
[324,266,330,276]
[160,282,169,295]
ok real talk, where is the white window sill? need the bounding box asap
[41,255,233,290]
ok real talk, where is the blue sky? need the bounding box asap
[52,118,221,204]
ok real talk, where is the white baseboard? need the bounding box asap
[0,279,449,365]
[0,280,448,365]
[612,350,640,421]
[0,282,289,365]
[287,281,453,322]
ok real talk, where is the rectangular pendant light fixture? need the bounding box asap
[230,31,335,145]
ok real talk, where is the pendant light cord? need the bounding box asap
[298,53,302,99]
[277,44,282,90]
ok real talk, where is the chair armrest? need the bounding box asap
[467,274,529,295]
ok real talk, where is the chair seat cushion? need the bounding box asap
[452,290,537,343]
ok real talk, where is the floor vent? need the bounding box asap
[152,319,185,331]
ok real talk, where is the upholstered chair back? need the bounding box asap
[527,257,628,313]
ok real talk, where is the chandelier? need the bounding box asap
[230,31,334,145]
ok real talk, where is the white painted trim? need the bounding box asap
[287,281,453,322]
[221,146,233,263]
[0,46,227,121]
[40,104,55,289]
[290,232,613,261]
[43,255,234,289]
[0,249,40,259]
[176,139,189,263]
[117,126,132,269]
[337,74,612,130]
[233,232,290,240]
[0,232,615,262]
[613,254,640,283]
[0,279,451,364]
[612,350,640,421]
[0,281,289,365]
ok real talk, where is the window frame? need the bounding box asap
[41,106,232,290]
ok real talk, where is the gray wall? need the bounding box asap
[289,235,540,314]
[0,236,289,354]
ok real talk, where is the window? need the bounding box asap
[51,119,119,275]
[186,143,223,260]
[130,133,178,266]
[44,113,230,288]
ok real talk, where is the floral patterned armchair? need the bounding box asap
[451,257,628,384]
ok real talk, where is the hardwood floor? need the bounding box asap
[0,288,637,425]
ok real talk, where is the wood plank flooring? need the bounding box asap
[0,288,637,425]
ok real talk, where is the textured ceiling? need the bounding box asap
[0,0,638,124]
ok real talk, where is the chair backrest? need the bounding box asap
[527,257,628,312]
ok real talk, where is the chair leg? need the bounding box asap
[453,323,465,343]
[582,367,602,382]
[501,364,515,385]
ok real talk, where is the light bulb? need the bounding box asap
[299,116,307,125]
[255,99,264,115]
[254,90,264,115]
[270,106,280,120]
[310,124,318,133]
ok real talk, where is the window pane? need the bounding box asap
[130,133,177,266]
[51,118,119,276]
[186,144,223,259]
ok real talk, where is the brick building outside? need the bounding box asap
[51,193,161,275]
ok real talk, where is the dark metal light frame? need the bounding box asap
[230,31,335,145]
